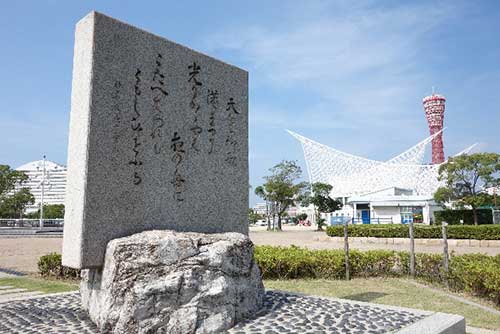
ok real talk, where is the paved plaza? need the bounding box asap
[0,290,435,334]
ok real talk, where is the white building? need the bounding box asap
[289,130,476,225]
[15,160,67,212]
[329,187,442,225]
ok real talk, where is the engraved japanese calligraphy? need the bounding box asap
[171,131,185,201]
[129,69,143,185]
[207,89,219,154]
[150,54,168,154]
[188,62,203,152]
[225,97,239,166]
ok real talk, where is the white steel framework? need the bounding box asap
[288,130,475,197]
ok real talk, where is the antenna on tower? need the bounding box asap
[432,86,435,94]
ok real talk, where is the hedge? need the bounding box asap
[434,209,493,225]
[39,248,500,305]
[38,253,80,279]
[254,246,500,305]
[326,224,500,240]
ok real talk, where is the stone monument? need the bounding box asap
[62,11,249,269]
[62,11,263,333]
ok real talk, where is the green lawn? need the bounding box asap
[0,276,79,294]
[265,278,500,331]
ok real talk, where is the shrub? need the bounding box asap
[38,253,80,279]
[325,224,500,240]
[254,246,500,306]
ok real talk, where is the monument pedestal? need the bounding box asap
[80,230,264,334]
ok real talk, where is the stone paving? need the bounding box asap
[0,290,429,334]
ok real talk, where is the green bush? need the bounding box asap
[325,224,500,240]
[434,209,493,225]
[38,253,80,279]
[254,246,500,305]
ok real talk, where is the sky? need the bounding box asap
[1,1,500,206]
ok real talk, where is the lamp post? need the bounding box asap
[39,155,46,230]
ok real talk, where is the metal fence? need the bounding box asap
[0,219,64,228]
[351,217,394,225]
[330,217,395,225]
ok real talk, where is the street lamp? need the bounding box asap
[39,156,47,230]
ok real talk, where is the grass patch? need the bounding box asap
[264,277,500,330]
[0,276,79,294]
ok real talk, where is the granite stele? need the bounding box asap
[62,11,248,269]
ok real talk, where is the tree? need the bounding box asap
[435,153,500,225]
[0,165,28,198]
[247,208,262,225]
[0,188,35,218]
[302,182,342,230]
[0,165,34,218]
[26,204,65,219]
[256,160,308,231]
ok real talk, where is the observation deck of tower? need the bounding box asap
[423,93,446,164]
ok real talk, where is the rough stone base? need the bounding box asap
[80,230,265,334]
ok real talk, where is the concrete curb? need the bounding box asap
[319,236,500,248]
[394,312,465,334]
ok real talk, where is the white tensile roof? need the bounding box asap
[288,130,476,197]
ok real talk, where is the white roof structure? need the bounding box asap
[288,130,476,197]
[16,160,67,211]
[348,187,436,206]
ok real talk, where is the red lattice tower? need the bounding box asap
[423,93,446,164]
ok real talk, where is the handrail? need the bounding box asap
[0,218,64,228]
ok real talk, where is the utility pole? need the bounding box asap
[39,155,46,230]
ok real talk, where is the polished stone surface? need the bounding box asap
[0,291,432,334]
[63,11,248,269]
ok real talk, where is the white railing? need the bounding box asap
[0,219,64,228]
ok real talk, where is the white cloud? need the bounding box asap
[205,1,463,130]
[250,103,356,130]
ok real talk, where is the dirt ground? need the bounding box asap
[0,237,62,273]
[1,225,499,273]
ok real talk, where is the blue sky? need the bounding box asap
[1,1,499,206]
